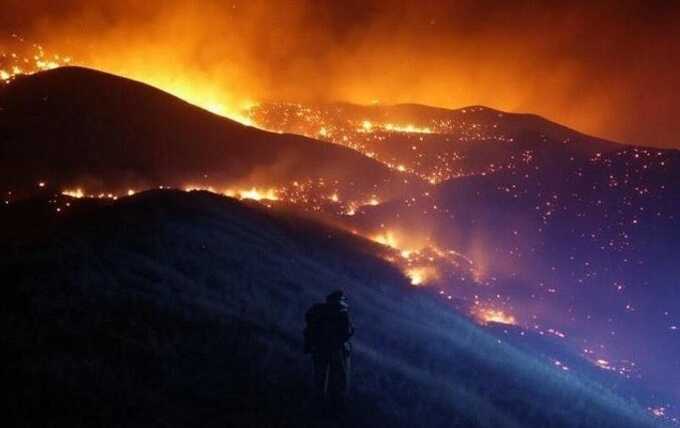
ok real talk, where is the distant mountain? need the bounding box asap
[0,68,411,199]
[0,190,660,427]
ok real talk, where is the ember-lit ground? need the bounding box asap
[2,38,679,424]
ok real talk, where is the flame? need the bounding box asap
[371,231,400,249]
[366,197,380,206]
[61,188,121,200]
[472,307,516,325]
[62,188,85,199]
[368,230,469,288]
[384,123,433,134]
[1,35,255,124]
[359,120,432,135]
[405,266,438,286]
[227,187,279,201]
[187,186,279,202]
[596,359,609,368]
[1,39,71,84]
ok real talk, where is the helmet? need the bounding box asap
[326,289,345,303]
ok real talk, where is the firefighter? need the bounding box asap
[304,290,354,409]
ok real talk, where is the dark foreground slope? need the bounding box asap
[0,191,659,427]
[0,67,406,198]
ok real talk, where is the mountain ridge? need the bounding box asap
[0,67,411,199]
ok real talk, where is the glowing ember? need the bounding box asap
[650,407,666,418]
[366,197,381,206]
[358,120,432,135]
[596,359,609,368]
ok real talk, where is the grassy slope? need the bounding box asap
[0,190,659,427]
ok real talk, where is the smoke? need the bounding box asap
[2,0,679,147]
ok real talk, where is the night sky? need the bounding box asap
[2,0,679,148]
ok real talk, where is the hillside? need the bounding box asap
[0,68,410,200]
[0,190,660,427]
[349,144,680,415]
[248,102,621,184]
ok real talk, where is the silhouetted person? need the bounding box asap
[304,290,354,411]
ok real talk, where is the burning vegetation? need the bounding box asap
[472,307,517,326]
[247,102,519,184]
[0,34,71,84]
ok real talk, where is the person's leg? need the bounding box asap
[313,353,330,397]
[344,351,351,393]
[328,349,349,410]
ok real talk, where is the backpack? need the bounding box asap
[304,303,326,354]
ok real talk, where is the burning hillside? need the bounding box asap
[0,67,423,203]
[247,102,619,184]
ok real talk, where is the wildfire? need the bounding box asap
[384,123,433,134]
[61,188,120,200]
[357,119,432,135]
[367,229,479,289]
[472,307,517,326]
[61,188,85,199]
[405,266,438,286]
[1,36,71,84]
[246,102,513,184]
[1,34,259,125]
[371,231,400,249]
[365,196,381,206]
[225,187,278,201]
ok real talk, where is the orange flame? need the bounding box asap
[472,307,517,325]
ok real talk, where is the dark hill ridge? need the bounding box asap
[0,190,659,427]
[0,67,409,198]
